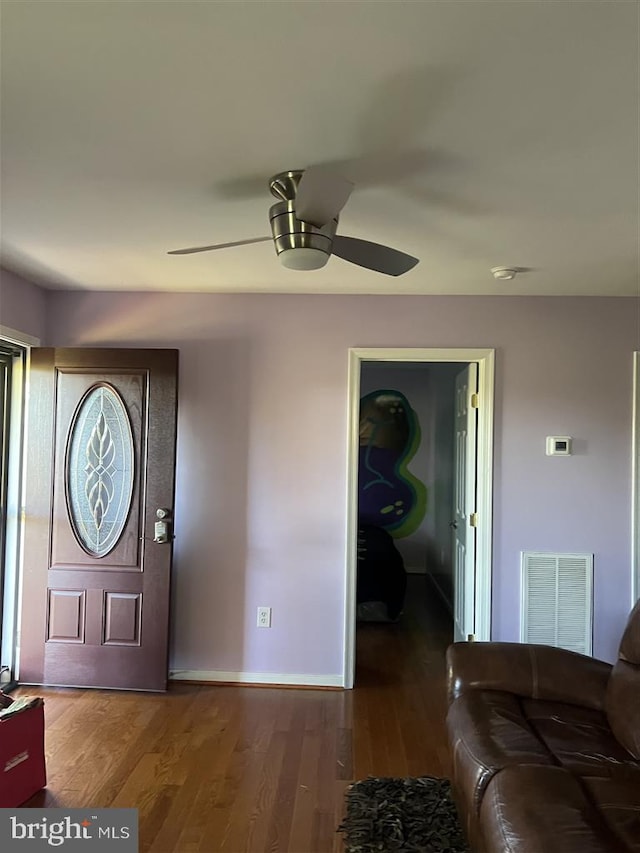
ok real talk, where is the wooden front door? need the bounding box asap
[20,348,178,691]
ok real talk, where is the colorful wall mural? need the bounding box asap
[358,389,427,538]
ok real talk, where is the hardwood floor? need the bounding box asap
[352,575,453,782]
[18,577,453,852]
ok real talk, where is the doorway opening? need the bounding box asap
[344,348,495,688]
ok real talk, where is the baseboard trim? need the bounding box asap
[168,670,344,688]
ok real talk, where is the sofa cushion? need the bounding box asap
[606,599,640,759]
[522,698,636,775]
[480,765,625,853]
[581,773,640,851]
[447,690,554,816]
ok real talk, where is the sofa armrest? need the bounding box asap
[446,642,612,711]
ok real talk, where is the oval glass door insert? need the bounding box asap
[66,383,135,557]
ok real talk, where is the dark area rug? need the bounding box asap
[337,776,470,853]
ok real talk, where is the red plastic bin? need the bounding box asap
[0,700,46,807]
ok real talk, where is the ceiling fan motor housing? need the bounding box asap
[269,200,337,269]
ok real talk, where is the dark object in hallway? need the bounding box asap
[337,775,469,853]
[356,525,406,621]
[446,598,640,852]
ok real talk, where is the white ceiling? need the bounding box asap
[1,1,638,296]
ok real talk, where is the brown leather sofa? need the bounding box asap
[445,600,640,852]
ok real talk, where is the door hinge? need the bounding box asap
[471,393,479,408]
[470,512,478,527]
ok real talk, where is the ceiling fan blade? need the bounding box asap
[332,235,419,276]
[168,236,271,255]
[295,166,354,227]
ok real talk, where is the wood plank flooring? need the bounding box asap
[17,577,453,852]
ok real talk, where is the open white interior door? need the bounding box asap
[452,363,478,642]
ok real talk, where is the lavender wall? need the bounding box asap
[0,267,48,341]
[28,292,639,672]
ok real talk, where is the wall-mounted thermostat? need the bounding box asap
[546,436,572,456]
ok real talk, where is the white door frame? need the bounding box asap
[632,352,639,604]
[344,347,495,688]
[0,325,39,685]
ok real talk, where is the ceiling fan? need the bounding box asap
[168,166,419,276]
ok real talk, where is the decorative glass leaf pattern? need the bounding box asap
[66,384,134,557]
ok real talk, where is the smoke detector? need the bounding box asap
[491,266,518,281]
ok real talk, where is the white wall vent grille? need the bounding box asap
[521,552,593,655]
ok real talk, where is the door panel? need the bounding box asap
[452,363,478,643]
[47,589,86,642]
[103,592,142,645]
[20,348,178,691]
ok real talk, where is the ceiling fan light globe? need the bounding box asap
[279,247,329,271]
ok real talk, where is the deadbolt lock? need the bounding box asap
[154,508,173,543]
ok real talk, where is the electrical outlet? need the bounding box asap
[257,606,271,628]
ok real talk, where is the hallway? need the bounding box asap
[353,573,454,779]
